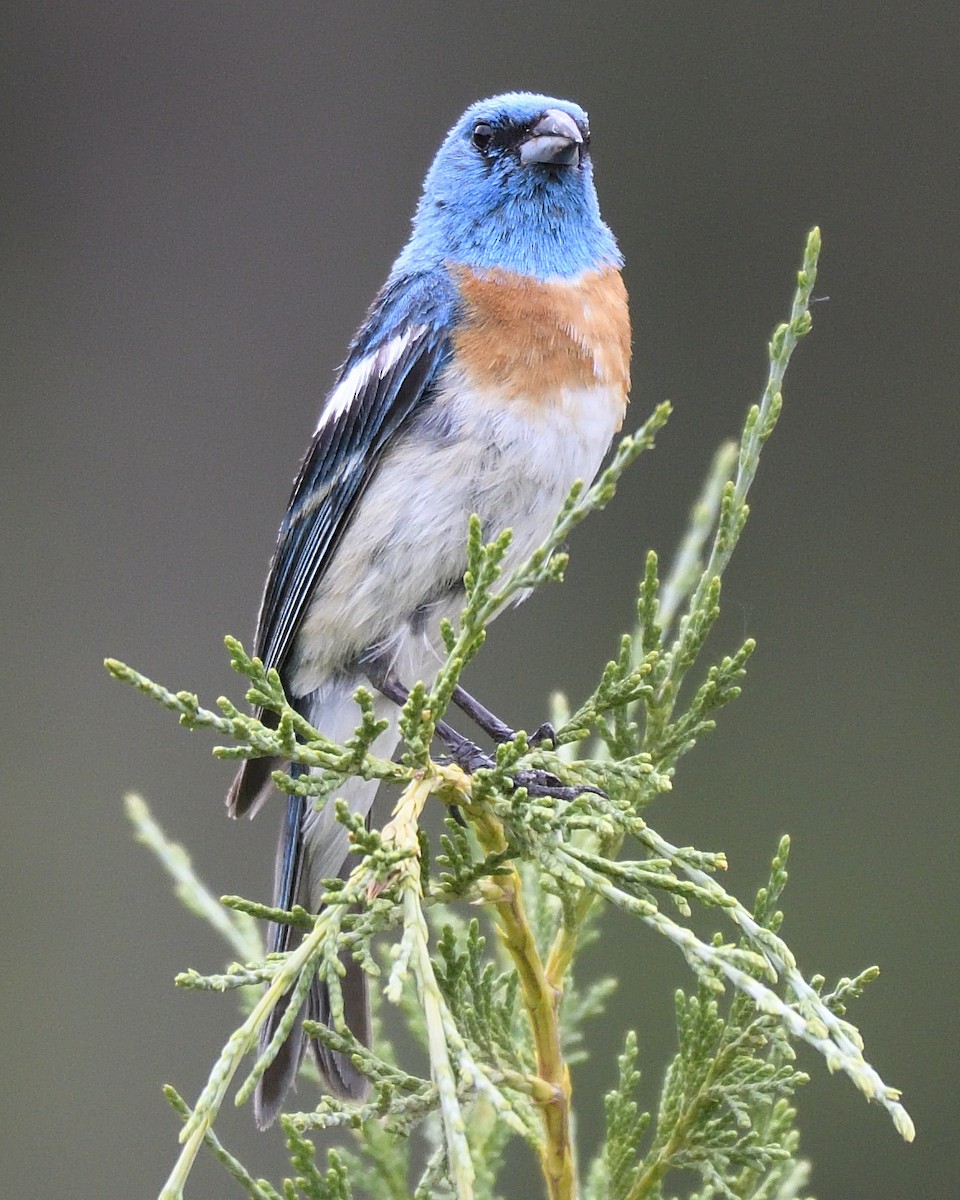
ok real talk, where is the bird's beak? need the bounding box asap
[519,109,584,167]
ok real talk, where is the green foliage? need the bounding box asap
[595,841,815,1200]
[109,230,913,1200]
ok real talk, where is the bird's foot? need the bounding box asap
[527,721,557,749]
[438,728,594,803]
[451,684,558,751]
[367,669,595,802]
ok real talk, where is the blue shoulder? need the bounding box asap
[343,267,460,360]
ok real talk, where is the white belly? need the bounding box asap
[290,367,624,695]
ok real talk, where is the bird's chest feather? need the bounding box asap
[291,265,629,687]
[449,262,631,404]
[438,262,631,552]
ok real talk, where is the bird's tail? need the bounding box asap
[228,680,399,1129]
[252,774,379,1128]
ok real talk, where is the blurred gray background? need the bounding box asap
[3,3,957,1196]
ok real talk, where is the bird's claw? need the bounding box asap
[511,768,605,802]
[511,768,576,801]
[451,743,496,775]
[441,741,603,803]
[528,721,557,748]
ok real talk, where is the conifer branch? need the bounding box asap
[110,230,913,1200]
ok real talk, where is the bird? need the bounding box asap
[226,92,631,1129]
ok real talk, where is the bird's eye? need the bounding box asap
[471,122,494,153]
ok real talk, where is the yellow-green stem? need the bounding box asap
[471,806,576,1200]
[545,889,595,990]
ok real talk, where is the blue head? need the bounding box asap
[392,93,622,281]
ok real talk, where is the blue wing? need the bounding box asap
[253,270,457,678]
[226,271,457,821]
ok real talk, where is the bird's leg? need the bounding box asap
[451,684,557,749]
[448,686,603,800]
[363,662,581,801]
[365,666,494,774]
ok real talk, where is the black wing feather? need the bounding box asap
[253,320,451,679]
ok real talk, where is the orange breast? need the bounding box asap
[449,263,631,404]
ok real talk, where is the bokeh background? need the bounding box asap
[3,3,957,1196]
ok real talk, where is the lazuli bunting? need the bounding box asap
[227,92,631,1128]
